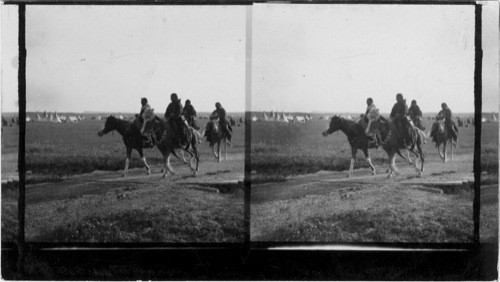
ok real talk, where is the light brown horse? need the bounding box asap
[141,109,200,177]
[204,118,229,163]
[366,109,425,178]
[431,119,455,162]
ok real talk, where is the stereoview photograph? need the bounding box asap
[250,4,498,243]
[2,5,246,243]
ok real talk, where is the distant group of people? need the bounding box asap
[363,93,458,147]
[136,93,232,148]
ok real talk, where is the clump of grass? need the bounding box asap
[481,143,498,175]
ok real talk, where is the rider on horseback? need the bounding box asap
[165,93,186,147]
[363,98,379,147]
[135,97,154,148]
[182,99,200,130]
[390,93,412,148]
[432,102,458,145]
[408,99,425,131]
[206,102,232,143]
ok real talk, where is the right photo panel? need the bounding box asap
[250,4,483,243]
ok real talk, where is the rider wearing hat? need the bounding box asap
[165,93,185,147]
[390,93,411,147]
[182,99,200,130]
[209,102,232,142]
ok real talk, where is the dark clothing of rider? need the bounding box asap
[408,105,422,120]
[182,101,199,130]
[165,93,185,146]
[390,94,411,147]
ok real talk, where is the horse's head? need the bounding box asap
[322,115,342,136]
[140,108,156,135]
[98,115,117,136]
[365,108,381,135]
[436,119,445,133]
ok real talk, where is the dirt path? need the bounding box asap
[26,153,244,204]
[251,152,474,205]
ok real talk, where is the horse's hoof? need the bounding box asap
[372,171,376,176]
[418,171,423,177]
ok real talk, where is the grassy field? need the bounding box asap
[1,114,245,243]
[25,116,245,182]
[252,182,474,242]
[251,114,485,181]
[250,114,498,243]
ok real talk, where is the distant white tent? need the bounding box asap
[96,115,102,120]
[52,114,62,123]
[481,116,488,123]
[118,115,124,119]
[26,115,32,122]
[325,115,330,120]
[252,115,259,122]
[492,114,498,122]
[59,115,67,122]
[294,116,306,123]
[49,112,54,121]
[37,113,47,122]
[68,116,79,123]
[281,112,288,123]
[263,112,271,121]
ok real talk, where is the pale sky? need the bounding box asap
[1,4,498,114]
[252,4,498,114]
[4,5,247,113]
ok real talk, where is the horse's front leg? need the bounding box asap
[224,139,227,160]
[347,147,357,178]
[388,152,398,178]
[443,142,447,163]
[362,149,376,175]
[437,144,445,160]
[123,147,132,177]
[218,142,222,163]
[450,139,454,161]
[406,149,413,165]
[180,150,187,164]
[138,149,151,175]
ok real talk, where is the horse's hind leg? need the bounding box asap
[138,149,151,175]
[450,139,454,161]
[388,152,398,178]
[180,150,187,164]
[406,149,413,165]
[218,142,222,163]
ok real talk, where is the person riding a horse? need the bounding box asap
[362,98,379,147]
[134,97,154,148]
[165,93,186,147]
[432,102,458,144]
[390,93,412,147]
[206,102,232,142]
[408,99,425,131]
[182,99,200,130]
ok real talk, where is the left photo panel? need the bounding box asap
[2,5,247,243]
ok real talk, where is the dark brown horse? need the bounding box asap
[366,109,425,178]
[141,109,200,177]
[97,115,151,177]
[204,118,229,162]
[322,116,377,177]
[322,115,409,178]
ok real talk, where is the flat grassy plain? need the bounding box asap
[251,115,481,180]
[2,116,245,242]
[25,116,245,182]
[251,115,498,243]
